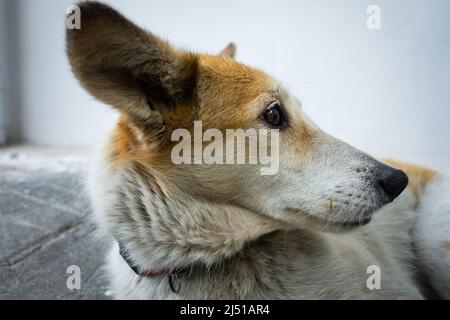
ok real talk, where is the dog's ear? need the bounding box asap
[219,42,236,59]
[66,2,197,127]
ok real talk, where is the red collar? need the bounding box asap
[118,242,185,292]
[137,268,170,277]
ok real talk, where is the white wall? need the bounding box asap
[0,0,19,144]
[11,0,450,157]
[0,0,8,143]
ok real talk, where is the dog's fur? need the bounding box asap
[67,2,439,299]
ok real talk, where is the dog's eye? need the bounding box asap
[262,102,285,129]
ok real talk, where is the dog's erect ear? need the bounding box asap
[219,42,236,59]
[66,2,198,125]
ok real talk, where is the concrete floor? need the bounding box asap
[0,146,109,299]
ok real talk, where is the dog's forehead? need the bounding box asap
[197,54,276,98]
[196,54,282,126]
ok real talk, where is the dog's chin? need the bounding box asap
[284,208,373,233]
[304,215,373,233]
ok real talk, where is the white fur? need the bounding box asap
[414,173,450,299]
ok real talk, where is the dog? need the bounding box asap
[67,2,440,299]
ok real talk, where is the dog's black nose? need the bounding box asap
[378,167,409,200]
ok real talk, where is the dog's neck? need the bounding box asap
[108,161,286,273]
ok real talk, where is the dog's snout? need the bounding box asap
[377,167,409,200]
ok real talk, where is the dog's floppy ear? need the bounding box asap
[66,2,197,125]
[219,42,236,59]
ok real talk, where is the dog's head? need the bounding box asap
[67,2,408,267]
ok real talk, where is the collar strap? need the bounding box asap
[118,242,186,293]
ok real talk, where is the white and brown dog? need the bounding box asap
[67,2,445,299]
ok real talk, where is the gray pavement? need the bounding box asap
[0,147,110,299]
